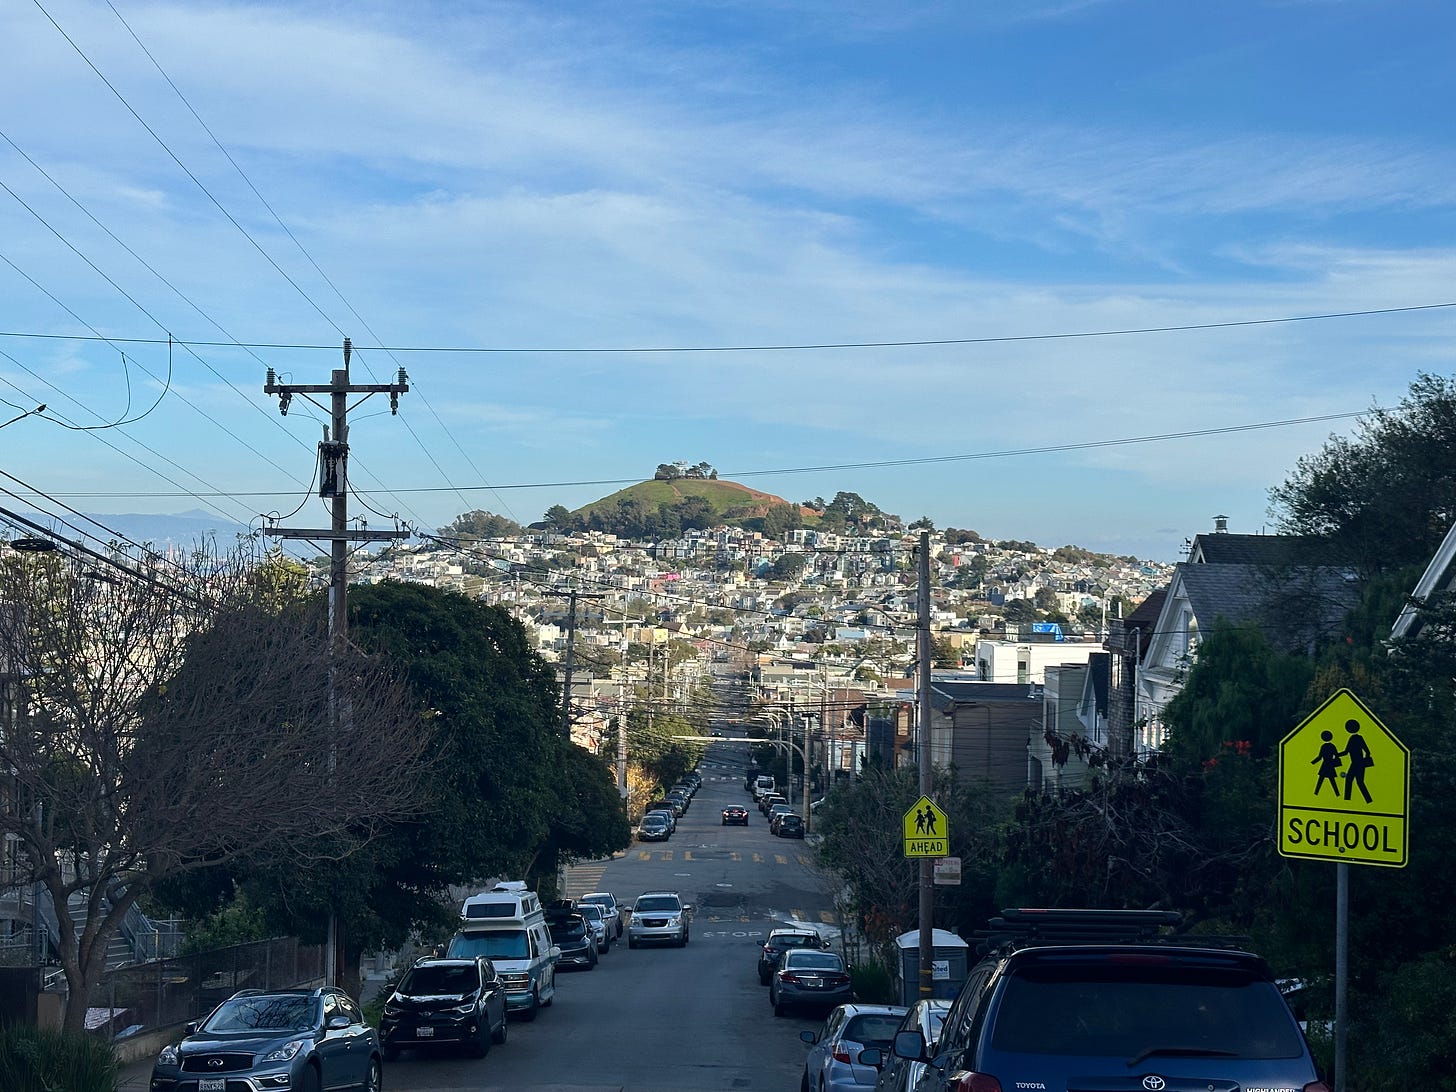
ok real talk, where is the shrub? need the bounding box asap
[849,961,896,1004]
[0,1025,118,1092]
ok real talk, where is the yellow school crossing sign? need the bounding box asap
[903,796,948,858]
[1278,689,1410,868]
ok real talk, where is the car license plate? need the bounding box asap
[416,1025,434,1037]
[199,1080,226,1092]
[803,977,823,988]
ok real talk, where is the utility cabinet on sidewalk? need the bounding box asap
[894,928,969,1006]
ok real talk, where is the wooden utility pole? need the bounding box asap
[561,587,604,737]
[262,339,411,986]
[916,530,934,1000]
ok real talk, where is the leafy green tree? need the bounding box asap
[438,510,522,539]
[153,582,629,989]
[769,552,810,581]
[760,502,803,540]
[1270,372,1456,574]
[543,504,579,532]
[675,495,716,531]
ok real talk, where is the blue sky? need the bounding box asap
[1,0,1452,561]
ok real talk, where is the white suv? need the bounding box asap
[627,891,691,948]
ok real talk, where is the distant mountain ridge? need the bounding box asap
[13,509,254,549]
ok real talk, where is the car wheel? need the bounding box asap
[628,937,638,949]
[588,950,598,969]
[491,1010,508,1044]
[363,1057,382,1092]
[773,999,786,1017]
[297,1063,322,1092]
[518,990,539,1022]
[758,970,770,986]
[467,1020,490,1058]
[801,1073,811,1092]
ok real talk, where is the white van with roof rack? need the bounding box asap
[446,882,558,1020]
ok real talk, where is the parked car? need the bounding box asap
[871,999,949,1092]
[627,890,691,948]
[776,813,806,838]
[760,791,787,816]
[801,1003,909,1092]
[576,901,614,952]
[379,956,510,1059]
[885,908,1328,1092]
[758,927,827,985]
[666,789,690,814]
[767,802,796,830]
[771,948,855,1016]
[636,813,671,841]
[151,986,383,1092]
[722,804,750,825]
[646,807,677,833]
[544,911,598,970]
[577,892,624,939]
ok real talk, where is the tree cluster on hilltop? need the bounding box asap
[653,460,718,480]
[815,372,1456,1092]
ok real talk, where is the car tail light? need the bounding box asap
[952,1073,1002,1092]
[832,1046,853,1064]
[780,972,802,984]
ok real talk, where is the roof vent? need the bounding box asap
[1213,514,1229,533]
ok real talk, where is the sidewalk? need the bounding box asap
[117,1056,151,1090]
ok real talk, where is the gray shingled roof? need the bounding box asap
[1178,562,1362,653]
[1189,533,1332,566]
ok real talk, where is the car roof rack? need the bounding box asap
[973,908,1253,957]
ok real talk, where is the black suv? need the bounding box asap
[885,908,1330,1092]
[379,955,509,1061]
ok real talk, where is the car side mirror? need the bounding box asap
[892,1029,927,1061]
[327,1014,351,1030]
[184,1022,198,1036]
[799,1030,819,1046]
[857,1047,884,1068]
[549,945,561,959]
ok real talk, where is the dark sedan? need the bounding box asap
[722,805,750,825]
[546,912,599,970]
[771,948,855,1017]
[776,813,805,838]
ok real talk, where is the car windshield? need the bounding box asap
[204,995,317,1033]
[640,817,667,829]
[549,920,588,941]
[924,1008,948,1045]
[579,905,603,921]
[991,964,1305,1060]
[785,951,842,971]
[399,965,478,995]
[636,896,680,912]
[447,929,529,961]
[772,933,818,949]
[581,896,612,910]
[844,1013,906,1047]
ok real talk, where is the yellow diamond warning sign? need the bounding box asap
[903,795,948,858]
[1278,689,1410,868]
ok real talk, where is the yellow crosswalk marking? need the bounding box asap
[683,851,693,861]
[730,851,742,862]
[775,855,788,865]
[661,851,673,861]
[792,908,806,919]
[637,851,651,861]
[753,853,763,864]
[797,856,813,867]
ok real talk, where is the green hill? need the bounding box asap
[574,478,797,524]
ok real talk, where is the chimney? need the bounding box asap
[1213,514,1229,534]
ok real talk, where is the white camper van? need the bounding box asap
[446,882,558,1019]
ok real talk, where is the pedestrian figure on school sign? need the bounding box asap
[1340,718,1375,804]
[914,808,927,835]
[1311,729,1342,796]
[924,807,938,836]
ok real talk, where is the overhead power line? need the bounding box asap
[0,301,1449,354]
